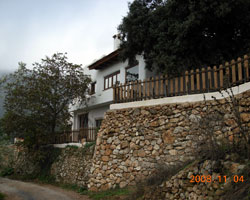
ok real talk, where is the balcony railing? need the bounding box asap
[113,54,250,103]
[50,127,98,144]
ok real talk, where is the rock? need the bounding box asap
[119,181,127,188]
[105,149,112,156]
[102,156,109,162]
[138,150,146,157]
[121,141,129,149]
[150,121,159,127]
[169,150,177,156]
[162,130,175,144]
[189,114,201,123]
[241,113,250,122]
[141,110,150,115]
[154,144,160,150]
[173,127,184,134]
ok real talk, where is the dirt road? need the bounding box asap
[0,177,90,200]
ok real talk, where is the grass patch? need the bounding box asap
[88,187,132,200]
[0,192,5,200]
[59,183,88,195]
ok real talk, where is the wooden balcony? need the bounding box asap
[113,54,250,103]
[51,127,98,144]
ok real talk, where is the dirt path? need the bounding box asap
[0,177,90,200]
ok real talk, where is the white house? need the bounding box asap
[71,34,155,131]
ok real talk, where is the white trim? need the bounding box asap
[110,82,250,110]
[53,143,83,148]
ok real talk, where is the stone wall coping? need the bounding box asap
[110,82,250,110]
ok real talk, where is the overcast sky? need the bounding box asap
[0,0,131,73]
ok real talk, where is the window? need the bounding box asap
[79,113,88,128]
[104,71,120,90]
[126,65,139,82]
[95,119,103,128]
[90,82,96,95]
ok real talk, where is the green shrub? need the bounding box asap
[66,145,79,149]
[0,166,14,177]
[0,192,5,200]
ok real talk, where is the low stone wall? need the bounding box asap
[51,145,95,187]
[88,90,250,191]
[143,157,246,200]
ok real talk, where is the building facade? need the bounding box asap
[71,35,155,131]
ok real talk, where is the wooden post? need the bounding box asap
[207,66,212,90]
[151,77,155,98]
[155,76,159,98]
[170,78,173,96]
[185,71,189,94]
[160,75,164,97]
[138,80,142,100]
[143,80,146,100]
[237,57,243,83]
[231,59,236,84]
[196,68,200,92]
[124,83,127,102]
[175,77,178,95]
[120,84,123,103]
[146,78,150,99]
[180,75,184,94]
[219,64,223,88]
[213,66,218,89]
[130,82,134,101]
[244,55,249,81]
[134,80,138,101]
[190,69,194,92]
[202,67,206,91]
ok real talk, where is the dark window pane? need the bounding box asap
[126,65,139,82]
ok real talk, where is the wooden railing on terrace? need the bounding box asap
[50,127,98,144]
[113,55,250,103]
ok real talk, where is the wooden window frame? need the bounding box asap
[104,71,120,90]
[90,82,96,95]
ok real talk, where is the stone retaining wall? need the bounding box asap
[88,90,250,191]
[51,145,94,187]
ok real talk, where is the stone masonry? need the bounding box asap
[88,90,250,191]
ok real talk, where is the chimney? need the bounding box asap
[113,33,121,50]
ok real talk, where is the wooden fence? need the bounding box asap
[52,127,98,144]
[113,55,250,103]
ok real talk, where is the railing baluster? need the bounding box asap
[207,66,212,91]
[237,57,243,83]
[219,64,223,88]
[196,68,200,92]
[191,70,194,92]
[138,80,142,100]
[185,71,189,94]
[147,78,150,99]
[231,60,236,85]
[155,76,159,98]
[213,66,218,90]
[244,55,249,81]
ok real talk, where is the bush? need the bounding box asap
[0,167,14,177]
[0,192,5,200]
[197,88,250,161]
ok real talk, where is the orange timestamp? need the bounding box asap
[190,175,244,183]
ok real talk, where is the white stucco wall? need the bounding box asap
[72,54,153,129]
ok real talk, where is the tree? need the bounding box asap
[118,0,250,76]
[0,53,91,149]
